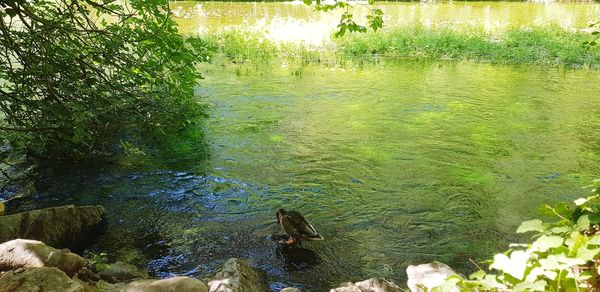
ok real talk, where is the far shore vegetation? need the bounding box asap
[204,24,600,68]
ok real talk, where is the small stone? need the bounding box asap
[331,278,401,292]
[98,261,148,283]
[0,267,85,292]
[406,262,458,292]
[119,276,208,292]
[281,288,302,292]
[207,258,268,292]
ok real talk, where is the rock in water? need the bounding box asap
[0,204,105,249]
[406,262,458,292]
[0,267,85,292]
[119,277,208,292]
[0,239,86,276]
[331,278,402,292]
[98,261,149,283]
[207,258,269,292]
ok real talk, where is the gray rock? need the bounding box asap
[98,261,149,283]
[207,258,268,292]
[406,262,458,292]
[118,277,208,292]
[331,278,402,292]
[0,204,105,249]
[0,239,86,276]
[281,288,302,292]
[0,267,85,292]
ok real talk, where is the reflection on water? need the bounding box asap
[173,1,600,44]
[276,244,323,271]
[8,60,600,290]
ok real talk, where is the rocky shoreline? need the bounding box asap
[0,204,458,291]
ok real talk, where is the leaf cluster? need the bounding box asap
[0,0,210,160]
[304,0,383,37]
[444,179,600,291]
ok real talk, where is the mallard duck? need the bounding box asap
[276,209,324,244]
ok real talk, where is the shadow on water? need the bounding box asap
[273,239,323,271]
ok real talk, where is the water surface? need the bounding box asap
[173,1,600,45]
[7,60,600,291]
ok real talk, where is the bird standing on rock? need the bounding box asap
[276,209,324,244]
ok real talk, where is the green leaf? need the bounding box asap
[532,235,563,252]
[5,8,17,18]
[576,246,600,262]
[577,215,591,230]
[490,250,529,280]
[517,219,544,233]
[589,235,600,245]
[469,270,486,280]
[550,226,572,234]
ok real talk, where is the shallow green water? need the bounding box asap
[7,60,599,291]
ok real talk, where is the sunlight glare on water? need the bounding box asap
[173,1,600,45]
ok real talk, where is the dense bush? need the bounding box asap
[206,25,600,68]
[337,25,600,68]
[0,0,212,160]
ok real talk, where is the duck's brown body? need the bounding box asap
[276,209,324,244]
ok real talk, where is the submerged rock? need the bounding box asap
[117,277,208,292]
[331,278,402,292]
[207,258,269,292]
[98,261,149,283]
[0,267,85,292]
[0,204,105,249]
[0,239,86,276]
[406,262,458,292]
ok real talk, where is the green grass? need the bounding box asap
[204,25,600,68]
[337,25,600,68]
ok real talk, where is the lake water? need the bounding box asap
[5,2,600,291]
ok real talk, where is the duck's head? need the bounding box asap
[276,209,287,224]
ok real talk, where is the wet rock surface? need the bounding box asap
[116,276,208,292]
[0,267,86,292]
[207,258,269,292]
[330,278,402,292]
[0,204,105,249]
[97,261,149,283]
[0,238,86,276]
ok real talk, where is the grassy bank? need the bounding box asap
[205,25,600,68]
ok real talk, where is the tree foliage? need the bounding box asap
[303,0,383,37]
[0,0,211,160]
